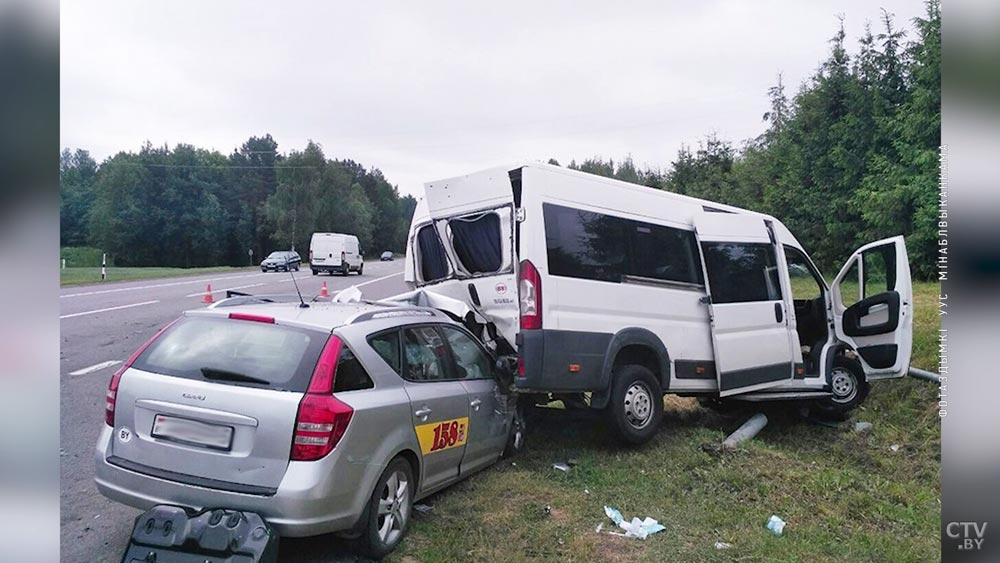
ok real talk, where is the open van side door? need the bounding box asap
[694,213,797,397]
[830,236,913,379]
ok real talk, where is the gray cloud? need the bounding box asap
[61,0,927,195]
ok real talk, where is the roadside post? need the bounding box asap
[249,248,253,267]
[101,253,106,281]
[61,258,66,270]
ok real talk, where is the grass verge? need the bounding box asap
[60,266,259,286]
[392,281,941,563]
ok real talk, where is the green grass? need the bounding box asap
[60,266,259,286]
[392,281,941,563]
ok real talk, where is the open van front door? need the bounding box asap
[413,166,521,351]
[831,236,913,379]
[694,213,797,397]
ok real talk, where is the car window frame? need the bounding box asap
[782,244,829,301]
[369,323,477,384]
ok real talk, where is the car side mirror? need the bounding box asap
[493,355,518,389]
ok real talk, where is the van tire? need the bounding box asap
[813,356,869,418]
[358,262,364,275]
[353,456,414,559]
[311,269,317,276]
[608,365,662,445]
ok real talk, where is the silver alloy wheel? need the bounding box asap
[376,469,409,546]
[830,367,858,404]
[623,381,654,429]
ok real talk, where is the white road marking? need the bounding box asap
[353,272,404,288]
[60,300,160,319]
[69,360,122,376]
[61,272,267,298]
[184,282,265,298]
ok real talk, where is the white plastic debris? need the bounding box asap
[603,506,666,540]
[595,523,603,533]
[890,444,900,452]
[584,488,591,495]
[766,515,786,536]
[553,463,571,472]
[854,421,874,432]
[413,504,433,514]
[332,286,363,303]
[714,541,733,550]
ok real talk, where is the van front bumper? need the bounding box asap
[93,426,370,537]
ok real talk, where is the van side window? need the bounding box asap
[543,203,703,286]
[627,222,704,285]
[702,242,782,303]
[543,203,626,282]
[448,213,502,274]
[416,225,449,282]
[783,247,823,301]
[334,346,375,392]
[862,243,896,298]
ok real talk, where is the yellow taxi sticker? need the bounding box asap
[415,417,469,455]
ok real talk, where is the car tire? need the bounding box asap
[608,364,663,445]
[813,356,870,419]
[261,268,266,272]
[353,457,414,559]
[311,269,317,276]
[358,262,364,276]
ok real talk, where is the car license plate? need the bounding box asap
[151,415,233,451]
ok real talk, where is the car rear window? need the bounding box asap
[132,316,328,392]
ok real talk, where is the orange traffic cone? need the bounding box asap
[201,284,215,303]
[319,282,329,298]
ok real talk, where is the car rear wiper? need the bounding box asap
[200,367,271,385]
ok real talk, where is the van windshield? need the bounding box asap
[132,317,328,392]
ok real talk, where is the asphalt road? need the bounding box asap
[60,260,408,562]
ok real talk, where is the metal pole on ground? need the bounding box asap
[908,367,941,384]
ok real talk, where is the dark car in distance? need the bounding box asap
[261,251,301,272]
[380,251,394,261]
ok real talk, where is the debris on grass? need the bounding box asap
[854,421,874,433]
[714,541,733,550]
[544,505,552,515]
[584,488,591,495]
[890,444,901,452]
[553,463,571,472]
[603,506,666,540]
[413,504,434,514]
[722,413,768,450]
[766,515,786,536]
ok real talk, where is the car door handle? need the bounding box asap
[774,302,784,323]
[414,407,432,419]
[470,398,482,410]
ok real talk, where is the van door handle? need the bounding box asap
[774,302,784,323]
[414,407,432,419]
[470,398,482,411]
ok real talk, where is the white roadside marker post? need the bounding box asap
[101,253,107,281]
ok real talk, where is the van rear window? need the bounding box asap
[417,225,450,282]
[448,213,503,274]
[131,317,328,392]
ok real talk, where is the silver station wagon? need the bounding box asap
[95,298,523,558]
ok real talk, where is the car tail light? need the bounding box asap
[519,259,542,330]
[106,318,179,426]
[309,250,313,261]
[291,335,354,461]
[341,251,346,263]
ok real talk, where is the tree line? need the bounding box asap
[558,1,940,280]
[60,137,417,267]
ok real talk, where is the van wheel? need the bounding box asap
[311,269,317,276]
[814,356,869,418]
[358,262,364,275]
[353,457,413,559]
[608,365,662,445]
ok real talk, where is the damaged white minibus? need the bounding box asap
[400,163,913,445]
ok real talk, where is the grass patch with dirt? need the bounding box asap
[392,282,941,563]
[60,266,259,286]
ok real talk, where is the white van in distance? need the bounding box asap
[402,163,913,445]
[310,233,364,276]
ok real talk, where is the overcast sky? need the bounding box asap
[61,0,927,197]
